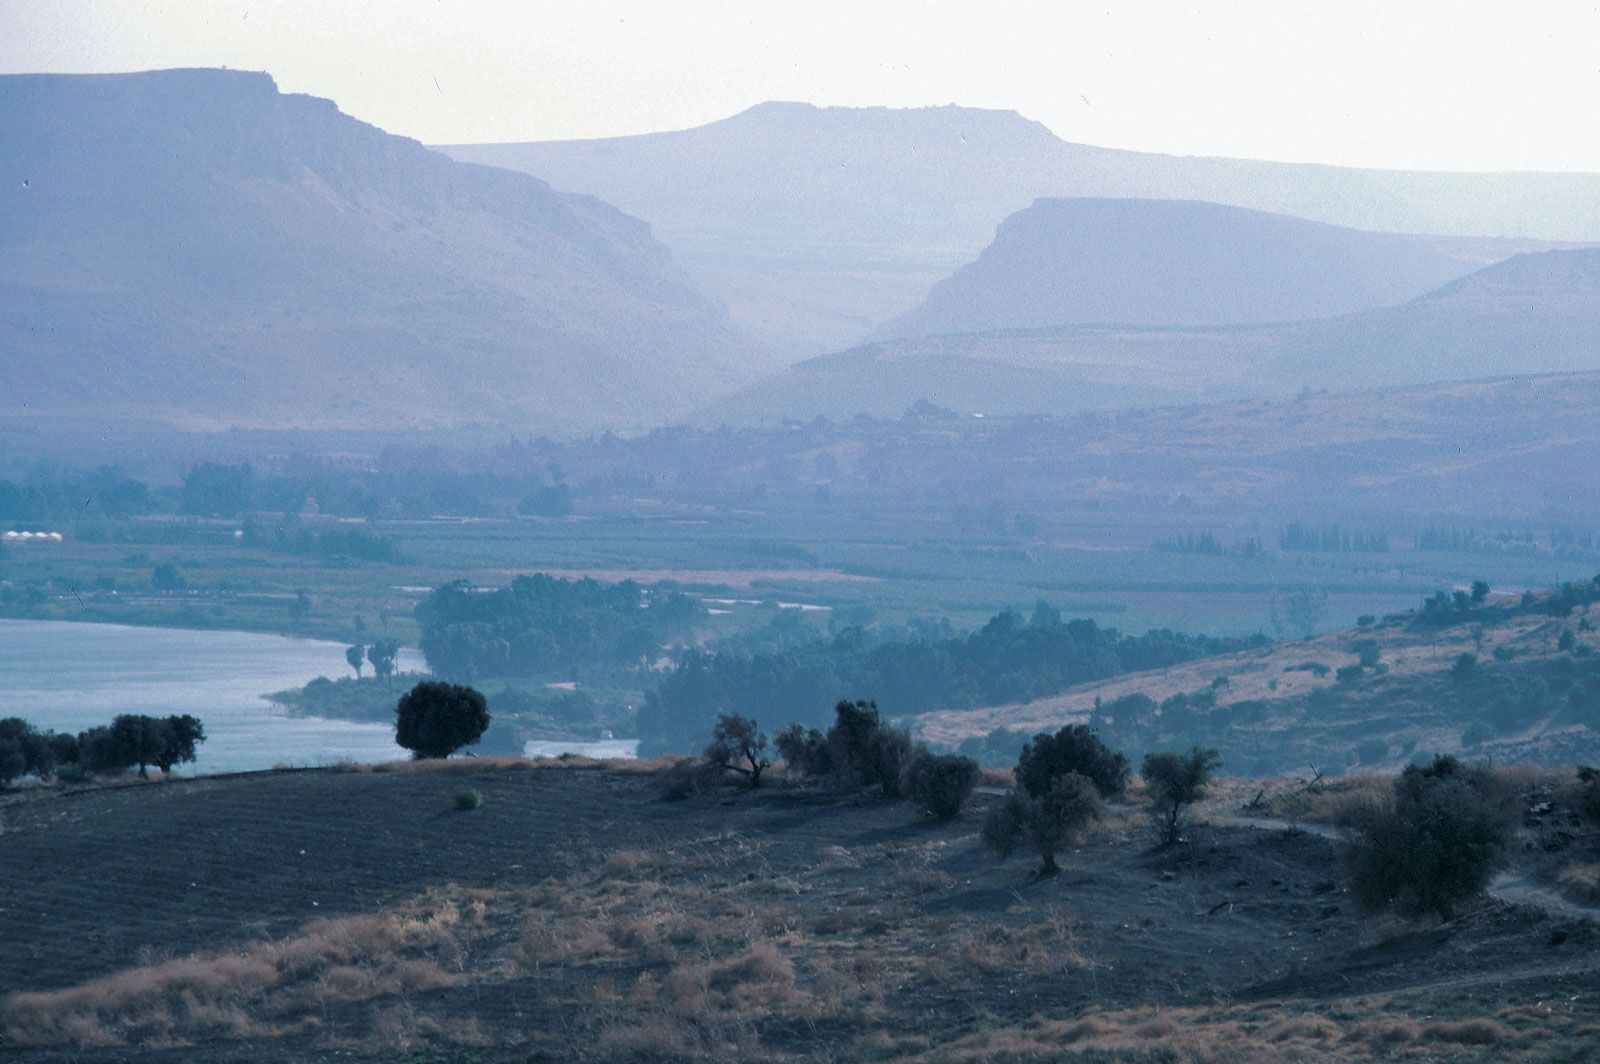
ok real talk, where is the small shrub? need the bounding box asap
[453,788,483,812]
[1142,747,1222,845]
[1336,663,1365,684]
[903,752,981,819]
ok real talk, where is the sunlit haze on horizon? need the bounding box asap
[5,0,1600,172]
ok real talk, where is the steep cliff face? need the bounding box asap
[0,69,751,431]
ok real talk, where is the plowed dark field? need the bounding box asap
[2,765,1597,1062]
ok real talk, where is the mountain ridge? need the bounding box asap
[0,68,754,433]
[875,197,1483,339]
[706,246,1600,424]
[438,101,1600,359]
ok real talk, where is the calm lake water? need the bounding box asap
[0,619,413,772]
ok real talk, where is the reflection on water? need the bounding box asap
[0,619,413,772]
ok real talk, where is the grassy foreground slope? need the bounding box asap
[2,760,1597,1062]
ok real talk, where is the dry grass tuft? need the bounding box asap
[1130,1015,1182,1040]
[1420,1018,1510,1045]
[3,892,484,1048]
[602,848,663,880]
[1262,1016,1341,1042]
[1346,1016,1420,1046]
[662,943,797,1014]
[594,1015,698,1062]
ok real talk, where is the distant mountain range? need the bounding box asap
[875,198,1484,339]
[0,69,752,433]
[439,101,1600,357]
[708,247,1600,424]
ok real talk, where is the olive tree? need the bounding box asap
[1342,755,1513,922]
[705,713,772,788]
[982,771,1105,876]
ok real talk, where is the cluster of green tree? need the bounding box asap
[0,456,581,526]
[0,714,204,786]
[639,604,1265,755]
[1278,521,1389,553]
[1416,525,1600,559]
[981,726,1218,874]
[240,519,400,562]
[1455,648,1600,744]
[182,459,579,521]
[1415,576,1600,628]
[415,575,703,681]
[272,670,615,746]
[693,702,982,823]
[0,469,151,521]
[1153,532,1264,558]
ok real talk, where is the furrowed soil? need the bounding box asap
[2,763,1597,1062]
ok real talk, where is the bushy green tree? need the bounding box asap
[903,751,981,819]
[346,644,365,679]
[155,715,206,773]
[0,717,53,787]
[982,771,1105,875]
[1342,755,1513,922]
[1142,747,1222,845]
[1016,724,1129,800]
[395,681,489,759]
[75,714,206,778]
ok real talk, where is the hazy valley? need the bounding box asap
[4,29,1600,1064]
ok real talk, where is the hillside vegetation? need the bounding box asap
[921,582,1600,776]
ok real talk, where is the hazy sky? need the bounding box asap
[6,1,1600,172]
